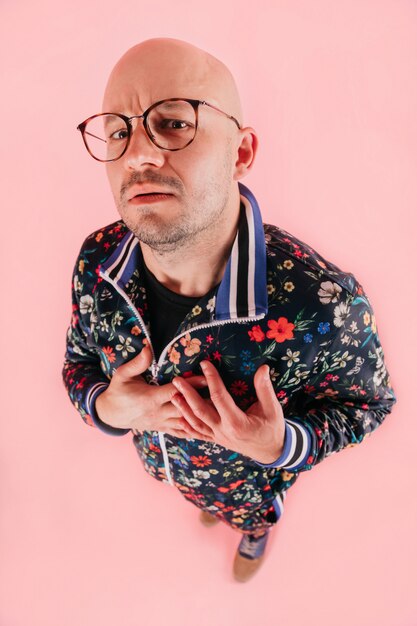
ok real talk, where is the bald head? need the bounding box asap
[102,38,243,125]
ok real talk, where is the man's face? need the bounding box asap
[102,47,242,252]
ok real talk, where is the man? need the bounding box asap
[63,38,396,582]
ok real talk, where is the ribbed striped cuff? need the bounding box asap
[254,418,313,470]
[86,382,131,436]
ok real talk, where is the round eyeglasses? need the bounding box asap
[76,97,241,162]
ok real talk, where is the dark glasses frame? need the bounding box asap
[77,97,242,162]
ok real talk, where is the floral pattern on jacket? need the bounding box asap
[62,183,396,533]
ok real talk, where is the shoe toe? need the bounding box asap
[233,552,264,583]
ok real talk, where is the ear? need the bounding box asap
[233,127,259,181]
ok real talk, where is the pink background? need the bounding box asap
[1,1,416,625]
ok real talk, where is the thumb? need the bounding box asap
[253,365,282,421]
[116,343,153,380]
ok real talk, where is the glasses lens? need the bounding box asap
[82,114,128,161]
[147,100,196,149]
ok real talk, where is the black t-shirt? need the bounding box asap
[143,263,218,362]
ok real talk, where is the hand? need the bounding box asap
[170,360,286,464]
[95,344,215,441]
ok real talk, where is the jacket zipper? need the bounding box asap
[100,270,265,485]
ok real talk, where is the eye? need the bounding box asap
[108,128,129,141]
[159,118,193,130]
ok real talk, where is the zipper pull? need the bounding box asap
[151,361,160,384]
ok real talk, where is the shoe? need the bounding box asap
[199,510,221,527]
[233,530,270,582]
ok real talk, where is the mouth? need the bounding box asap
[128,192,174,205]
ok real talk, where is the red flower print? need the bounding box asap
[230,380,248,396]
[276,390,286,399]
[206,334,214,344]
[266,317,295,342]
[182,371,194,378]
[102,346,116,363]
[304,384,315,394]
[229,480,245,490]
[131,326,141,335]
[212,350,221,362]
[248,325,266,342]
[190,455,212,467]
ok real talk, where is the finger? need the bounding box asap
[165,417,214,441]
[170,394,215,436]
[150,375,207,408]
[158,401,185,419]
[171,377,219,428]
[199,361,237,415]
[182,376,209,389]
[167,429,214,442]
[253,364,282,419]
[115,344,153,380]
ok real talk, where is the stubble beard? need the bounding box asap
[116,163,233,255]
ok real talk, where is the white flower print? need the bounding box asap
[79,294,94,315]
[293,369,309,381]
[194,470,211,480]
[72,343,87,356]
[332,350,354,368]
[99,318,110,333]
[73,275,83,294]
[333,301,349,327]
[116,335,136,358]
[347,356,365,376]
[281,349,300,368]
[113,311,124,326]
[185,478,202,488]
[373,347,387,386]
[318,281,342,304]
[269,368,278,382]
[206,296,216,312]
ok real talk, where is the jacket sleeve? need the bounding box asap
[62,251,131,437]
[255,282,397,472]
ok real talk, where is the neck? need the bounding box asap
[140,188,241,297]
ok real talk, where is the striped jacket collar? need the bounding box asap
[100,182,268,321]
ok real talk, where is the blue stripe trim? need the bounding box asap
[87,383,130,436]
[254,418,313,470]
[101,230,133,273]
[239,183,268,316]
[116,240,141,290]
[215,183,268,321]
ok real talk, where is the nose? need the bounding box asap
[122,118,165,171]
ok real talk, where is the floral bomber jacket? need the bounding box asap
[62,182,397,533]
